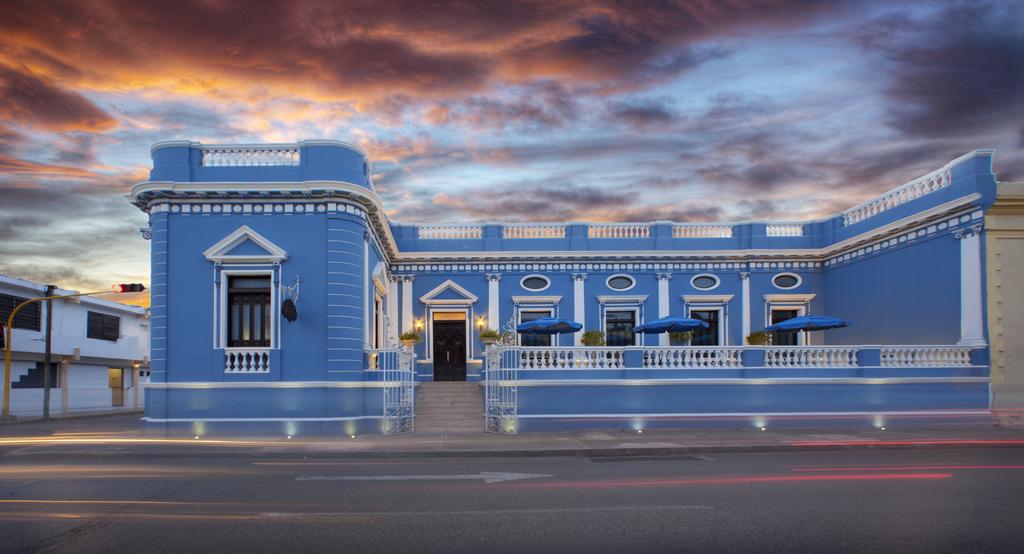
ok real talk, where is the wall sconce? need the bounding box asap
[415,318,424,330]
[477,316,486,329]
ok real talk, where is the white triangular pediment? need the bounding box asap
[420,279,478,305]
[203,225,288,264]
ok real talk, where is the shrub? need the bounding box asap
[746,330,771,345]
[669,331,693,344]
[581,330,606,346]
[399,332,422,343]
[479,329,501,340]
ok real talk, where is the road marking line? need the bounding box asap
[295,472,553,483]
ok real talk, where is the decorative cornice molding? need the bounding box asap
[511,295,562,305]
[597,295,649,304]
[419,279,479,305]
[683,294,734,304]
[202,225,287,264]
[762,293,816,303]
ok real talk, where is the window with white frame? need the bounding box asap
[606,274,636,291]
[604,309,637,346]
[769,307,803,346]
[688,308,721,346]
[520,275,550,291]
[518,309,553,347]
[227,275,272,348]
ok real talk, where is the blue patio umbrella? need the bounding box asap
[633,316,709,334]
[516,317,583,335]
[765,315,851,332]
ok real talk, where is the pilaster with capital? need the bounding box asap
[954,225,986,346]
[572,273,588,345]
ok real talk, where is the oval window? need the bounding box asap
[521,275,550,291]
[607,275,635,291]
[691,274,719,290]
[772,273,800,289]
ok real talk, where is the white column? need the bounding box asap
[957,225,987,346]
[740,271,751,344]
[572,273,587,345]
[656,272,671,346]
[363,237,372,347]
[387,276,399,345]
[401,276,414,333]
[487,274,501,332]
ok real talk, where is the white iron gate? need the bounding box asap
[485,345,518,434]
[374,348,416,434]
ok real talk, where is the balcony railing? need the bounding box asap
[588,223,650,239]
[502,224,566,239]
[200,145,301,167]
[519,347,625,369]
[490,345,978,371]
[417,225,483,239]
[842,168,952,226]
[224,348,270,373]
[881,346,972,367]
[765,223,804,237]
[642,347,743,368]
[763,346,858,368]
[672,224,734,238]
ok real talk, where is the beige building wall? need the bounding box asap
[986,181,1024,426]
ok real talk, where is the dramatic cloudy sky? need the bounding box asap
[1,0,1022,302]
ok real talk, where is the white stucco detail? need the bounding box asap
[657,273,671,346]
[573,273,586,346]
[401,277,414,333]
[487,274,501,333]
[958,226,987,346]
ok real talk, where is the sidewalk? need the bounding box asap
[2,414,1024,459]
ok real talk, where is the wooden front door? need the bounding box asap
[432,321,467,381]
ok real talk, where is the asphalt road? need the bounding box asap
[1,448,1022,553]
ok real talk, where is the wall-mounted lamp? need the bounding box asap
[415,318,424,330]
[476,316,486,329]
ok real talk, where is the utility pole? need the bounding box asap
[42,284,54,420]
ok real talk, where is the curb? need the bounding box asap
[3,438,1024,460]
[0,410,143,424]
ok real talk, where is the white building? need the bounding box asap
[1,274,150,418]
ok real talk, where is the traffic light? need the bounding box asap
[112,283,147,293]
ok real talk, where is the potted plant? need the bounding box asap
[669,331,693,345]
[746,330,771,345]
[580,330,605,347]
[399,332,421,348]
[479,328,501,345]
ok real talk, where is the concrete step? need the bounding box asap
[416,426,484,433]
[414,383,485,433]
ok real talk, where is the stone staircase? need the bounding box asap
[415,382,484,433]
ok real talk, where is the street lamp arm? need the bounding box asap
[2,290,113,419]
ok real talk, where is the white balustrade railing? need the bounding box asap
[518,347,625,369]
[673,224,733,238]
[763,346,858,368]
[417,225,483,239]
[588,223,650,239]
[881,346,972,367]
[642,347,743,368]
[502,224,566,239]
[224,348,271,373]
[766,223,804,237]
[842,168,952,226]
[200,145,301,167]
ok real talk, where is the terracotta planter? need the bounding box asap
[401,339,418,348]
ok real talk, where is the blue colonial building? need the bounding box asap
[130,140,996,436]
